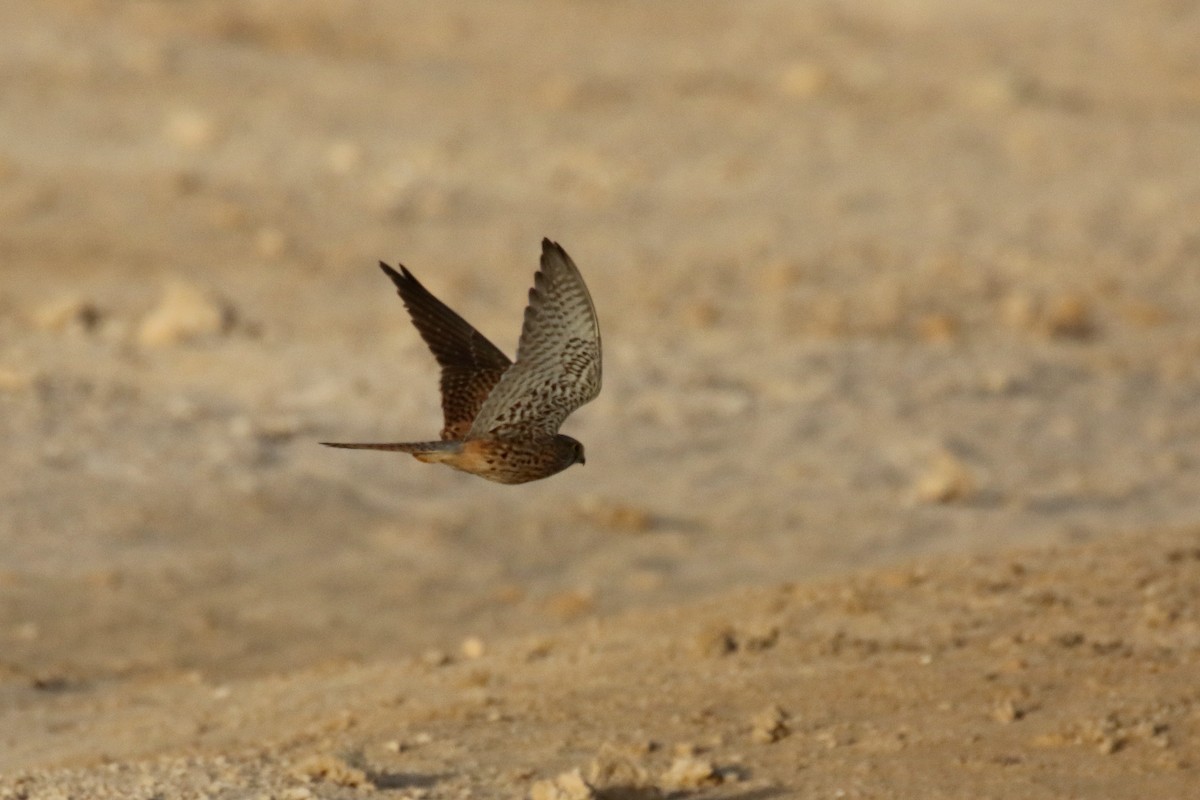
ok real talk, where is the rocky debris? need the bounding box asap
[31,295,102,333]
[658,756,722,791]
[750,705,791,744]
[291,753,373,788]
[694,622,779,657]
[1040,294,1096,340]
[694,623,737,657]
[530,769,595,800]
[913,450,977,504]
[460,636,486,659]
[586,746,656,796]
[992,697,1027,724]
[1001,291,1098,340]
[138,281,234,347]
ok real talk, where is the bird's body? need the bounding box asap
[322,239,600,484]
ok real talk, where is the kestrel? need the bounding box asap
[322,238,601,484]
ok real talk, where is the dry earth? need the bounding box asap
[2,1,1200,797]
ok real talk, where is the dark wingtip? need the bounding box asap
[379,261,403,283]
[540,238,572,271]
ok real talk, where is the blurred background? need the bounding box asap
[2,0,1199,688]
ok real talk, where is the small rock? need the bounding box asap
[694,624,737,657]
[914,451,976,504]
[31,295,101,333]
[292,754,372,788]
[138,281,232,347]
[587,746,652,793]
[530,769,596,800]
[1041,294,1095,339]
[750,705,791,743]
[461,636,486,659]
[992,698,1025,724]
[659,757,721,791]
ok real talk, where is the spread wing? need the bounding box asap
[467,239,601,440]
[380,262,512,440]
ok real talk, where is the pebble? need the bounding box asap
[1041,294,1095,339]
[138,281,231,347]
[694,624,737,657]
[31,295,101,333]
[750,705,791,743]
[914,451,977,504]
[529,769,595,800]
[659,756,721,790]
[292,754,372,788]
[461,636,486,659]
[586,746,651,791]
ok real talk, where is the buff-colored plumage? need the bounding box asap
[322,239,601,484]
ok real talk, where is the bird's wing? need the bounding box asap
[380,262,512,440]
[468,239,601,440]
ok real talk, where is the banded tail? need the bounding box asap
[320,440,461,460]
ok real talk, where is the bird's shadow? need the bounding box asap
[366,770,445,791]
[596,785,785,800]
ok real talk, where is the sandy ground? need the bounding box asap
[1,0,1199,797]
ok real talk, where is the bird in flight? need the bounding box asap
[322,238,601,484]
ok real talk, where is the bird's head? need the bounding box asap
[555,434,586,467]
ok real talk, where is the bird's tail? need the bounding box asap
[320,439,462,463]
